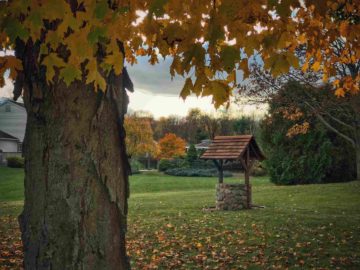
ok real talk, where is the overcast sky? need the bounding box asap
[0,55,265,118]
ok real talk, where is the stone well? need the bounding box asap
[216,183,251,210]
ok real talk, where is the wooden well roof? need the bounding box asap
[200,135,265,161]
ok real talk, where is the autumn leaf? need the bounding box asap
[42,53,66,83]
[339,21,349,37]
[202,80,231,108]
[180,77,193,100]
[311,61,321,72]
[1,56,23,80]
[85,59,106,91]
[335,87,345,97]
[103,48,124,75]
[220,46,240,72]
[59,65,82,86]
[157,133,186,159]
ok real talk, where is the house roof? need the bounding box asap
[200,135,265,161]
[0,98,25,108]
[186,139,212,149]
[0,130,19,141]
[195,139,212,149]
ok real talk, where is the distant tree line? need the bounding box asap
[151,108,259,144]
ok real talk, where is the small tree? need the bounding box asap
[158,133,186,159]
[124,114,158,158]
[186,144,198,165]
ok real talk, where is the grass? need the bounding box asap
[1,167,360,269]
[0,167,24,202]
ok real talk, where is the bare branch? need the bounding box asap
[304,101,356,147]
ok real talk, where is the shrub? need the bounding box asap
[190,159,216,169]
[130,158,144,174]
[261,81,355,185]
[7,156,24,168]
[186,144,198,165]
[158,158,188,172]
[165,168,232,177]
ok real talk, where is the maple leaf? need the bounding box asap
[311,61,321,72]
[59,65,82,86]
[180,77,193,100]
[335,88,345,97]
[2,56,23,80]
[41,53,66,83]
[103,41,124,75]
[220,46,240,73]
[86,59,106,91]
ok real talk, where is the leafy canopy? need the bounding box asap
[158,133,186,159]
[124,114,158,157]
[0,0,359,107]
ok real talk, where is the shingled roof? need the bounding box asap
[0,130,19,141]
[200,135,265,161]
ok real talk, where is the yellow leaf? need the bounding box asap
[202,80,231,108]
[322,73,328,83]
[266,54,290,77]
[220,45,240,72]
[301,61,309,73]
[311,61,321,72]
[103,46,124,76]
[86,59,106,91]
[204,67,214,78]
[298,34,307,44]
[339,21,349,37]
[286,52,299,69]
[180,77,193,100]
[59,65,82,86]
[193,73,208,97]
[277,32,292,49]
[335,87,345,97]
[42,53,65,83]
[170,56,183,77]
[3,56,23,80]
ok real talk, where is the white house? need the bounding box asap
[0,98,27,163]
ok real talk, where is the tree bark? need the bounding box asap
[356,140,360,181]
[18,56,130,268]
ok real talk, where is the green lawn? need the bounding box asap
[1,167,360,269]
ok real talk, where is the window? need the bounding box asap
[18,143,23,153]
[5,104,11,112]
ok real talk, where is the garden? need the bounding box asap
[1,167,359,269]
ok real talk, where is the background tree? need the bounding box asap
[261,81,356,184]
[186,144,198,165]
[153,115,185,141]
[184,108,207,144]
[157,133,186,159]
[0,0,359,268]
[239,59,360,179]
[124,113,158,158]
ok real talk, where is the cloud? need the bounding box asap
[128,88,216,118]
[127,56,185,96]
[0,76,14,99]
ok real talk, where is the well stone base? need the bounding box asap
[216,183,251,210]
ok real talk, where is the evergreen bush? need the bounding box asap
[7,156,24,168]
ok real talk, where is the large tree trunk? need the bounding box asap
[18,69,130,268]
[356,142,360,181]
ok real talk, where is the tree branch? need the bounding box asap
[304,101,356,147]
